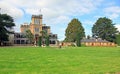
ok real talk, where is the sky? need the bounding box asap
[0,0,120,40]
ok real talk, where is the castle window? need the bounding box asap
[34,28,39,32]
[34,19,40,24]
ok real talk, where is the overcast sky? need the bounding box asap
[0,0,120,40]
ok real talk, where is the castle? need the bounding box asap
[14,15,58,45]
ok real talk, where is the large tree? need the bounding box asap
[65,18,85,46]
[92,17,118,42]
[0,14,15,45]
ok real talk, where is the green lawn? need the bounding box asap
[0,47,120,74]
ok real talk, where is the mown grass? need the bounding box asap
[0,47,120,74]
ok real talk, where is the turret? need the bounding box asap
[31,15,42,25]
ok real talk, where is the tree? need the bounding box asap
[40,30,47,44]
[0,14,15,46]
[76,33,81,47]
[38,36,42,46]
[46,36,49,46]
[65,18,85,46]
[40,30,49,46]
[25,30,34,44]
[116,34,120,46]
[87,35,91,39]
[92,17,118,42]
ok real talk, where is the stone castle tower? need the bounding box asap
[19,14,57,45]
[20,15,50,38]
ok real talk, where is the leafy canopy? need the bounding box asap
[65,18,85,42]
[25,30,34,43]
[92,17,118,42]
[0,14,15,43]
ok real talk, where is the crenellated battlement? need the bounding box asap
[21,25,30,28]
[32,15,42,19]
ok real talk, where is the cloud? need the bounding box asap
[0,0,105,40]
[109,13,119,19]
[25,8,40,15]
[46,15,71,25]
[45,16,71,40]
[10,0,104,17]
[0,1,24,20]
[104,6,120,13]
[83,20,94,26]
[56,27,66,41]
[104,6,120,19]
[115,24,120,32]
[0,0,104,20]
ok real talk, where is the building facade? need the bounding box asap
[18,14,57,45]
[81,38,116,47]
[61,38,116,47]
[14,33,29,44]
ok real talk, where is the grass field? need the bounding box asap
[0,47,120,74]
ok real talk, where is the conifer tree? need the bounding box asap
[65,18,85,46]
